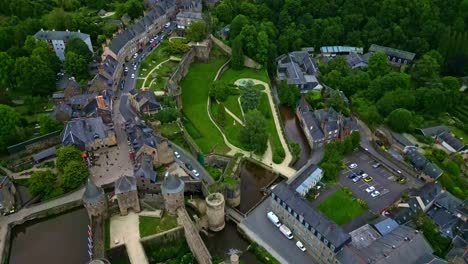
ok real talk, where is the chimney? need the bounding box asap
[78,29,80,33]
[41,28,44,31]
[66,29,69,32]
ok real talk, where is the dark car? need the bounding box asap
[357,169,365,175]
[347,173,357,179]
[185,163,193,170]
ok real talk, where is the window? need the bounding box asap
[288,207,292,213]
[293,212,297,218]
[317,233,322,239]
[330,245,335,251]
[324,239,328,245]
[299,215,304,223]
[304,221,308,228]
[272,193,276,199]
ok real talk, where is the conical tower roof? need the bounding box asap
[83,178,103,202]
[161,172,184,194]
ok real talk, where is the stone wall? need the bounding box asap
[116,190,141,215]
[209,35,261,69]
[204,154,232,170]
[140,226,184,244]
[205,193,225,232]
[137,180,202,194]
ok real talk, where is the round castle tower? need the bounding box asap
[205,192,225,232]
[161,172,185,215]
[82,179,108,219]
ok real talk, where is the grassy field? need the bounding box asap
[449,125,468,144]
[223,95,243,120]
[218,67,270,84]
[318,189,366,225]
[180,55,230,154]
[139,41,171,77]
[139,214,178,237]
[211,101,243,149]
[159,122,180,137]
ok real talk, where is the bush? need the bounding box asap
[56,146,83,173]
[357,199,368,209]
[248,242,281,264]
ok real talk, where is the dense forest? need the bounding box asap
[213,0,468,76]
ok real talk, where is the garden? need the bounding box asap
[143,239,196,264]
[317,187,367,225]
[139,214,178,237]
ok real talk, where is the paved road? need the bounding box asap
[357,119,419,180]
[241,197,319,264]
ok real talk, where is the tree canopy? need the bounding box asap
[187,21,208,42]
[29,170,59,199]
[0,104,20,151]
[56,146,83,173]
[61,160,90,191]
[239,110,268,154]
[386,108,412,133]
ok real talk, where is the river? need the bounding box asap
[279,106,311,169]
[9,207,89,264]
[238,160,277,214]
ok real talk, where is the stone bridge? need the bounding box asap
[176,207,212,264]
[226,207,244,224]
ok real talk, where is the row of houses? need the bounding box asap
[277,44,416,94]
[270,164,449,264]
[297,97,358,148]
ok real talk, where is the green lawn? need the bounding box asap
[218,67,270,84]
[449,125,468,144]
[211,101,244,149]
[180,55,230,154]
[136,78,145,89]
[318,189,367,225]
[159,122,180,137]
[259,93,285,164]
[223,95,243,120]
[139,41,171,77]
[139,214,178,238]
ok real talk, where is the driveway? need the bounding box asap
[241,197,320,264]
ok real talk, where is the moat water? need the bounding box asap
[202,221,261,264]
[279,106,312,169]
[238,160,277,214]
[9,207,89,264]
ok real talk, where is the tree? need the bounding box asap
[38,115,63,135]
[56,146,82,173]
[350,131,361,150]
[240,86,261,112]
[342,71,370,96]
[217,103,226,127]
[64,51,88,81]
[210,81,231,102]
[255,31,269,64]
[125,0,144,19]
[277,80,300,109]
[376,89,416,116]
[153,108,180,124]
[166,41,190,55]
[29,170,58,198]
[231,36,244,70]
[0,52,14,93]
[367,52,390,79]
[386,108,412,133]
[322,70,344,89]
[239,110,268,154]
[239,25,257,58]
[0,104,19,151]
[214,1,233,24]
[14,56,56,96]
[61,160,90,191]
[411,54,441,86]
[66,37,92,62]
[367,72,411,101]
[229,15,249,39]
[187,21,208,42]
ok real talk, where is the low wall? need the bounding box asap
[137,180,202,194]
[140,226,184,244]
[205,154,232,170]
[209,35,261,69]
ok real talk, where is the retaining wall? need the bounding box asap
[209,35,261,69]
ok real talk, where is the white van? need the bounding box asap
[164,22,171,28]
[279,224,294,240]
[267,211,281,227]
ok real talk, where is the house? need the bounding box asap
[63,80,81,100]
[417,125,467,153]
[344,52,368,69]
[271,182,352,263]
[176,11,203,29]
[114,175,140,215]
[69,93,97,111]
[368,44,416,65]
[427,191,466,238]
[129,90,162,115]
[298,99,358,148]
[134,154,157,189]
[54,103,73,122]
[0,176,17,215]
[32,146,57,163]
[320,46,364,56]
[82,93,113,124]
[277,48,322,92]
[446,236,468,263]
[339,222,446,264]
[287,163,323,196]
[62,117,117,151]
[34,29,93,61]
[176,0,202,12]
[406,149,443,181]
[126,122,174,167]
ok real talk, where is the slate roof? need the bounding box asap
[446,236,468,263]
[134,155,157,182]
[134,90,162,113]
[288,163,322,194]
[301,109,325,141]
[161,172,184,194]
[406,149,442,179]
[391,132,415,147]
[336,225,438,264]
[126,121,161,153]
[62,117,110,147]
[320,46,364,54]
[345,52,368,68]
[114,175,137,194]
[54,103,72,118]
[277,50,320,89]
[32,147,57,163]
[272,182,351,250]
[176,11,203,20]
[438,131,466,152]
[372,217,399,236]
[427,206,461,238]
[70,93,96,107]
[83,179,104,203]
[34,30,90,42]
[369,44,416,61]
[418,125,450,137]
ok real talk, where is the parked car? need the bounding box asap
[357,169,365,175]
[267,211,281,227]
[361,173,368,178]
[164,22,171,28]
[371,191,381,198]
[296,241,306,252]
[363,176,374,182]
[365,186,376,193]
[185,163,193,170]
[352,176,361,183]
[131,73,135,79]
[372,162,381,168]
[349,163,358,169]
[348,173,357,179]
[279,225,294,240]
[192,169,200,178]
[174,151,181,159]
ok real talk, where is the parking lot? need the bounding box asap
[339,150,410,214]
